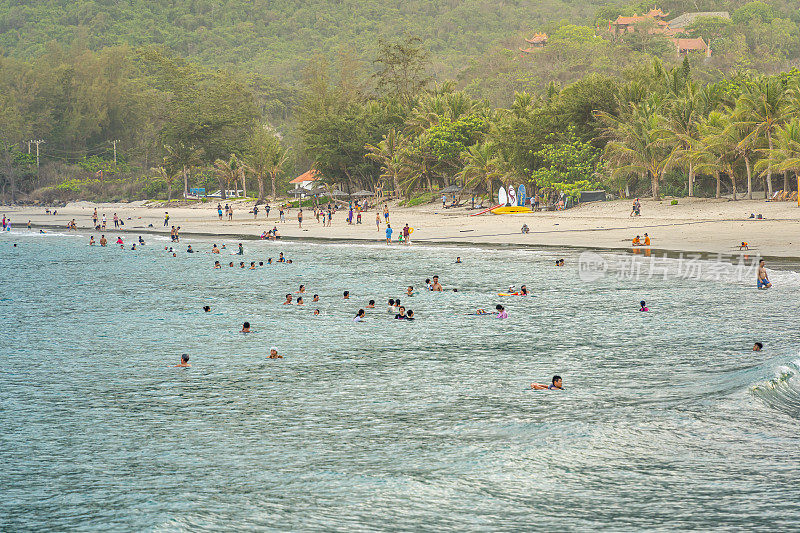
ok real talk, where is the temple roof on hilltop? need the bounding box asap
[525,32,548,44]
[673,37,708,50]
[290,169,320,184]
[646,8,669,18]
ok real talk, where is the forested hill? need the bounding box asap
[0,0,596,80]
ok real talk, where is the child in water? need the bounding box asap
[174,354,191,368]
[639,300,649,312]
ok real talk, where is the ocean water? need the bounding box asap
[2,231,800,531]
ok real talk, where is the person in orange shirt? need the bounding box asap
[632,235,641,246]
[643,233,650,246]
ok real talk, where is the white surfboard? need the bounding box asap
[498,187,507,206]
[508,186,516,206]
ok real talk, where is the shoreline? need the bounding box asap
[3,196,800,261]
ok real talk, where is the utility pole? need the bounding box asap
[110,139,120,165]
[31,140,45,170]
[26,140,32,154]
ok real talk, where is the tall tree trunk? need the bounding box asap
[218,177,227,200]
[271,172,276,199]
[650,171,660,200]
[688,161,694,198]
[745,155,752,200]
[241,172,247,198]
[783,170,789,192]
[257,175,265,202]
[183,166,189,199]
[729,167,737,200]
[167,180,173,201]
[766,133,774,197]
[715,171,721,198]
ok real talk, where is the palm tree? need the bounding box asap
[365,129,406,198]
[243,126,288,202]
[152,165,179,201]
[693,111,739,199]
[598,98,674,200]
[735,78,793,197]
[212,155,241,200]
[457,143,502,201]
[754,117,800,196]
[659,83,701,197]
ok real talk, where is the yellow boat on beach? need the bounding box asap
[490,206,533,214]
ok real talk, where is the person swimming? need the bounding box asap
[354,309,366,322]
[431,276,443,291]
[367,300,375,308]
[639,300,649,312]
[187,245,194,253]
[174,354,191,368]
[313,294,319,302]
[406,286,414,296]
[343,291,350,299]
[394,306,407,319]
[237,243,244,255]
[229,262,234,267]
[496,305,508,319]
[250,262,256,269]
[531,375,563,390]
[387,299,395,313]
[269,347,283,359]
[297,285,305,293]
[202,306,211,312]
[520,285,529,296]
[212,244,220,254]
[241,322,251,333]
[239,262,245,268]
[455,257,462,263]
[313,309,320,316]
[283,294,293,305]
[297,296,304,305]
[138,236,145,245]
[89,236,95,245]
[753,342,763,351]
[214,261,221,268]
[406,310,415,320]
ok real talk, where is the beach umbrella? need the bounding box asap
[287,189,308,197]
[330,189,349,198]
[351,189,374,198]
[441,185,463,194]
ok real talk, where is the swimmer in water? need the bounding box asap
[520,285,529,296]
[283,294,293,305]
[250,262,256,269]
[531,375,563,390]
[406,286,414,296]
[456,257,462,263]
[99,235,107,246]
[313,309,320,316]
[431,276,443,291]
[496,304,508,319]
[174,354,191,368]
[387,299,395,313]
[312,294,319,302]
[139,236,145,245]
[89,236,95,245]
[212,244,220,254]
[241,322,251,333]
[259,261,263,266]
[214,261,221,268]
[639,300,649,312]
[753,342,763,351]
[406,310,415,320]
[203,306,211,312]
[297,296,304,305]
[394,306,407,319]
[239,262,245,268]
[297,285,305,293]
[425,278,432,290]
[367,300,375,308]
[187,245,194,253]
[343,291,350,299]
[229,262,234,267]
[354,309,366,322]
[269,347,283,359]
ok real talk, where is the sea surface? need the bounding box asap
[2,230,800,531]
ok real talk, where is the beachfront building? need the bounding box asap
[519,33,548,53]
[290,169,320,191]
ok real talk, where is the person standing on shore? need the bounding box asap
[376,213,380,230]
[102,214,106,229]
[92,209,98,227]
[298,209,303,228]
[403,224,411,244]
[385,224,393,244]
[113,213,119,228]
[757,259,772,289]
[228,206,233,221]
[280,207,285,223]
[384,204,390,224]
[218,204,223,220]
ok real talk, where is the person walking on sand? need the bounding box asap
[384,204,390,224]
[218,204,223,220]
[228,206,233,221]
[403,224,411,245]
[113,213,119,228]
[298,209,303,228]
[385,224,393,244]
[376,213,381,230]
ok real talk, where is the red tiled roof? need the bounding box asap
[674,37,707,50]
[290,169,320,184]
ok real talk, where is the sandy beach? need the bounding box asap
[4,197,800,258]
